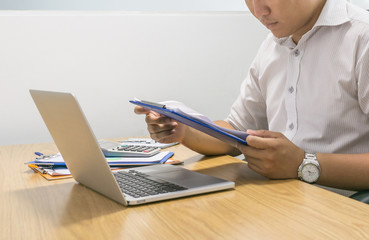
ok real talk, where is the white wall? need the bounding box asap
[1,0,368,11]
[0,0,248,11]
[351,0,369,9]
[0,11,268,146]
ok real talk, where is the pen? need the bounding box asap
[29,164,47,174]
[29,164,54,174]
[34,152,59,160]
[141,100,166,109]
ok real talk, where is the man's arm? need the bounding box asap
[316,153,369,190]
[181,120,241,156]
[242,129,369,191]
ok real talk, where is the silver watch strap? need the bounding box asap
[305,152,317,161]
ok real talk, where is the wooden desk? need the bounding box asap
[2,142,369,239]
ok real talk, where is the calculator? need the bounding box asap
[98,140,161,157]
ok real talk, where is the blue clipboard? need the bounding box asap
[130,100,248,147]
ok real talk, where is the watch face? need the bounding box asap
[301,163,319,183]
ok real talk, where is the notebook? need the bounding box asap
[30,90,235,206]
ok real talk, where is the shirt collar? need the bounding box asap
[314,0,350,27]
[273,0,350,47]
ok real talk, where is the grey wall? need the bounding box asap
[0,11,268,146]
[0,0,248,11]
[1,0,368,11]
[351,0,369,9]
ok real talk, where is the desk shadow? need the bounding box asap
[59,183,130,226]
[186,156,291,187]
[10,182,127,225]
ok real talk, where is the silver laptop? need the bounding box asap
[30,90,234,205]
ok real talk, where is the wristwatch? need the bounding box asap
[298,153,321,183]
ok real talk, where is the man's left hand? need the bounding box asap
[238,130,305,179]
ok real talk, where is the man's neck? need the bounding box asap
[292,0,327,44]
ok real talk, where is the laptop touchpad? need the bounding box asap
[151,170,225,188]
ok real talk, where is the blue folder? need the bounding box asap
[130,100,248,147]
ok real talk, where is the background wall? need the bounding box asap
[2,0,366,146]
[351,0,369,9]
[0,11,268,146]
[1,0,368,11]
[0,0,248,11]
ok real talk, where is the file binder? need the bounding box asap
[130,100,249,147]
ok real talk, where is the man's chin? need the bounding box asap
[270,31,290,39]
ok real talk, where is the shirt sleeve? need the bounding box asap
[357,25,369,115]
[225,39,269,132]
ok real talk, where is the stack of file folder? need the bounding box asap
[28,148,181,181]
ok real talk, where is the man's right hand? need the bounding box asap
[134,106,187,143]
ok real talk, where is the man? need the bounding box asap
[135,0,369,191]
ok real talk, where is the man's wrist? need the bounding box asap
[298,152,321,183]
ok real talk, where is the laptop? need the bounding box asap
[30,90,234,205]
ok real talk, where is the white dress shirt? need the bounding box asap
[226,0,369,154]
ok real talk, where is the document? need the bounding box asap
[130,99,248,147]
[29,151,175,166]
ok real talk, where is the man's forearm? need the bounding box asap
[317,153,369,190]
[181,120,241,156]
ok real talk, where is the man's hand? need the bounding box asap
[238,130,305,179]
[134,106,187,143]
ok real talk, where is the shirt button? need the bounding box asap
[294,49,300,57]
[289,123,294,130]
[288,86,294,93]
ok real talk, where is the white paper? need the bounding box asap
[161,100,249,140]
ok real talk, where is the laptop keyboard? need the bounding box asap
[114,169,188,199]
